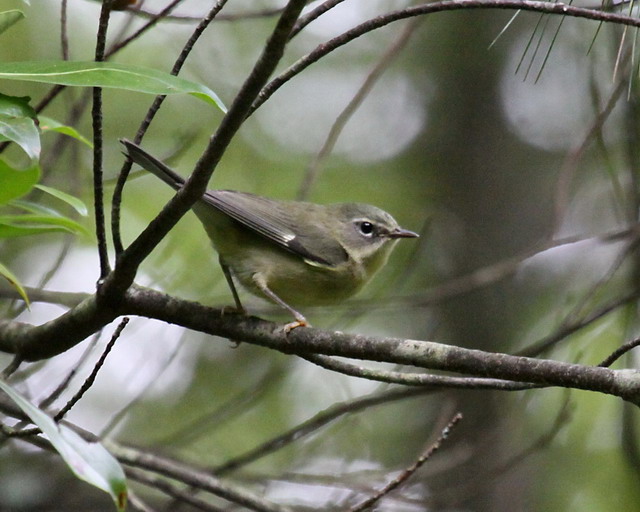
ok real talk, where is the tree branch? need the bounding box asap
[250,0,640,115]
[1,286,639,403]
[110,442,295,512]
[349,412,463,512]
[212,388,432,476]
[92,0,115,279]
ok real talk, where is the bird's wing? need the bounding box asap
[202,190,349,267]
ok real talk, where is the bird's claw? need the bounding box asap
[283,320,309,334]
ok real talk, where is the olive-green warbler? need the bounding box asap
[121,139,418,329]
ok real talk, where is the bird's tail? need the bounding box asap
[120,139,185,190]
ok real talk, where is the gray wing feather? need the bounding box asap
[121,139,348,267]
[203,190,348,267]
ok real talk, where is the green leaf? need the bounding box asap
[0,223,73,237]
[11,199,60,216]
[0,61,227,112]
[0,213,89,236]
[0,260,29,305]
[39,116,93,148]
[0,112,40,160]
[35,184,89,216]
[0,160,40,204]
[0,94,40,160]
[0,93,36,119]
[0,380,128,511]
[0,10,24,36]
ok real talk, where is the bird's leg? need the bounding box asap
[219,257,246,315]
[252,274,309,332]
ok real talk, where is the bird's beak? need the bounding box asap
[388,227,419,239]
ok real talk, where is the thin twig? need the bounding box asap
[250,0,640,116]
[4,320,127,438]
[535,1,572,83]
[303,354,538,390]
[0,423,291,512]
[438,391,572,507]
[212,388,432,476]
[1,356,22,379]
[99,331,187,437]
[290,0,346,38]
[297,18,422,200]
[38,330,102,411]
[105,0,186,59]
[408,224,640,308]
[516,12,545,75]
[523,9,552,81]
[126,489,155,512]
[599,336,640,367]
[129,6,283,22]
[517,289,640,356]
[112,442,295,512]
[60,0,69,60]
[127,467,227,512]
[349,412,463,512]
[0,284,89,308]
[92,0,115,279]
[554,62,629,231]
[558,238,640,329]
[54,318,128,421]
[151,365,284,447]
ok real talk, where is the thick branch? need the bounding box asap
[0,295,118,360]
[1,286,638,403]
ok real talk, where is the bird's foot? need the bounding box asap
[283,319,309,334]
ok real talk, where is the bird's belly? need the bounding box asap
[231,247,363,306]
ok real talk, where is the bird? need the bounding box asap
[121,139,418,330]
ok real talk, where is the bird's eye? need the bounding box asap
[357,221,375,237]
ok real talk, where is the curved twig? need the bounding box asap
[250,0,640,116]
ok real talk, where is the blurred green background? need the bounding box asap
[1,1,640,510]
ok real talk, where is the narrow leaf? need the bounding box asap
[0,93,36,119]
[0,214,90,236]
[0,160,40,204]
[0,10,24,36]
[0,260,29,305]
[535,11,569,84]
[39,116,93,148]
[35,184,89,216]
[0,380,127,511]
[0,223,74,237]
[0,93,40,160]
[516,13,545,76]
[0,61,226,112]
[489,11,520,50]
[10,199,57,215]
[0,113,40,160]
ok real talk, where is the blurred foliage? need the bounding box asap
[1,1,640,511]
